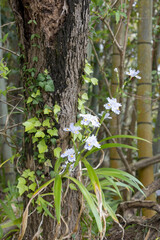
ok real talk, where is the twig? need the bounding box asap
[61,215,69,238]
[8,87,23,92]
[121,0,134,68]
[90,39,112,98]
[0,46,19,57]
[0,99,23,112]
[0,21,15,28]
[0,122,23,132]
[111,0,120,8]
[103,19,123,52]
[94,150,105,169]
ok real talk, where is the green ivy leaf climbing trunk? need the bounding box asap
[137,0,155,217]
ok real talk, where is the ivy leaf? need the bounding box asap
[91,78,98,85]
[82,75,91,83]
[54,105,61,115]
[45,80,55,92]
[47,128,58,137]
[33,56,38,62]
[42,119,51,128]
[32,99,39,105]
[38,153,45,159]
[17,177,28,196]
[37,73,45,82]
[84,65,93,75]
[35,130,45,138]
[54,147,62,158]
[23,121,35,132]
[44,108,51,114]
[45,85,54,92]
[29,182,37,191]
[82,93,88,100]
[44,159,53,168]
[34,120,41,127]
[27,97,33,104]
[37,139,48,153]
[51,138,56,145]
[38,82,45,88]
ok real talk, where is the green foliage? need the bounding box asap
[17,169,36,196]
[0,59,10,79]
[0,183,22,239]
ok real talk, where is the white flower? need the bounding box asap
[61,161,75,171]
[114,68,118,73]
[64,123,81,134]
[99,111,112,119]
[61,148,76,162]
[84,135,101,150]
[80,114,100,127]
[104,97,122,115]
[126,68,141,79]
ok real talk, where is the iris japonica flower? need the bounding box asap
[99,111,112,119]
[61,148,76,162]
[114,68,118,73]
[64,123,81,134]
[104,97,122,115]
[126,68,141,79]
[84,135,101,150]
[80,114,100,127]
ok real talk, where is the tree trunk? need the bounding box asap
[110,4,124,169]
[9,0,89,239]
[137,0,155,217]
[0,6,15,184]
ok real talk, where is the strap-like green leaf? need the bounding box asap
[84,143,137,157]
[54,175,62,223]
[99,135,151,143]
[67,176,102,232]
[83,159,101,191]
[95,168,144,195]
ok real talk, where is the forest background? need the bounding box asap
[0,0,160,239]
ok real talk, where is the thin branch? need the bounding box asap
[122,0,134,67]
[90,40,112,98]
[93,12,123,52]
[103,19,123,53]
[0,46,19,57]
[8,87,23,92]
[0,21,15,28]
[111,0,120,8]
[0,99,23,112]
[0,122,22,132]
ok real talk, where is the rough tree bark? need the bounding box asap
[9,1,89,239]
